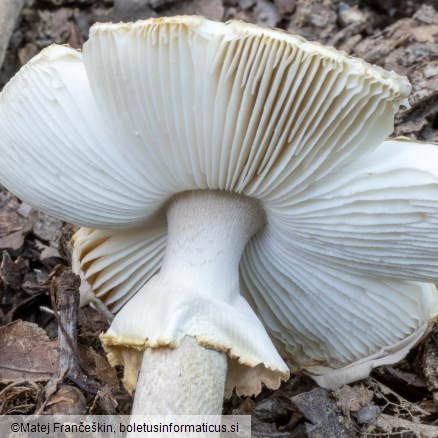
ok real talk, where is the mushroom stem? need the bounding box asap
[160,190,266,298]
[132,335,228,414]
[104,190,268,413]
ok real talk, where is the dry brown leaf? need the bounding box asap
[291,388,352,438]
[335,385,374,414]
[0,320,58,382]
[0,193,36,250]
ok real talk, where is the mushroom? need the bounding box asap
[0,16,437,415]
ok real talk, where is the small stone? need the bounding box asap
[355,402,380,425]
[338,5,368,28]
[274,0,295,15]
[255,0,281,27]
[423,62,438,79]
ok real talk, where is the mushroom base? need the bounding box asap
[132,335,227,415]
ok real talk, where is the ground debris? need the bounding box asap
[0,320,58,383]
[111,0,155,21]
[44,384,87,415]
[0,193,36,250]
[287,0,338,43]
[0,380,42,415]
[291,387,354,438]
[376,413,438,438]
[0,252,27,291]
[348,4,438,141]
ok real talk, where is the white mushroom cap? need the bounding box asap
[0,16,437,394]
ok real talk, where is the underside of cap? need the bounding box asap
[71,17,435,390]
[0,15,411,226]
[0,44,166,228]
[90,16,410,99]
[302,322,431,389]
[74,139,438,391]
[71,217,167,312]
[72,194,289,397]
[240,139,438,388]
[83,15,410,206]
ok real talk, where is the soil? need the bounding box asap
[1,0,438,436]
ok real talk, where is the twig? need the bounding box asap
[50,267,100,394]
[50,269,82,375]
